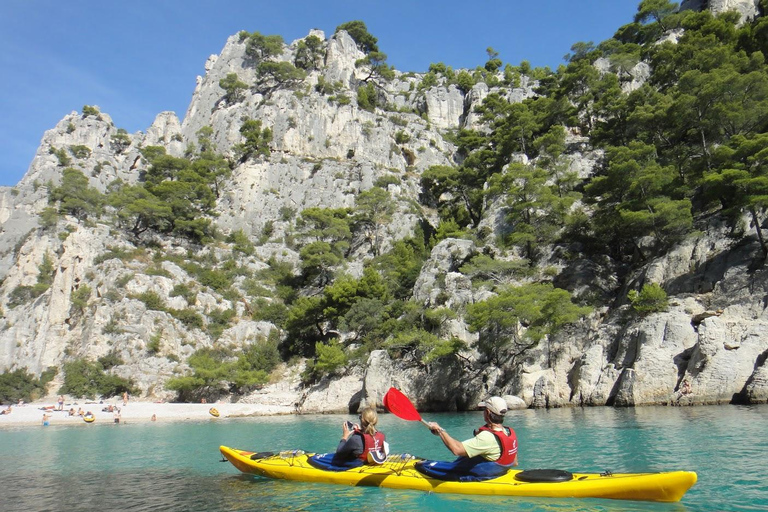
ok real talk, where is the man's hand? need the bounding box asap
[427,421,444,435]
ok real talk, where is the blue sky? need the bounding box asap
[0,1,640,187]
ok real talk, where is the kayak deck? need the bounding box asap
[219,446,696,502]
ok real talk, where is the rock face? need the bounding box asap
[1,11,767,412]
[413,239,476,307]
[680,0,761,23]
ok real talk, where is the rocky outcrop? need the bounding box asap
[413,238,476,307]
[680,0,761,23]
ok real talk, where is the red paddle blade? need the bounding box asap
[383,387,422,422]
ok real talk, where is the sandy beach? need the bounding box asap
[0,397,296,428]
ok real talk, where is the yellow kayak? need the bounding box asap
[219,446,696,502]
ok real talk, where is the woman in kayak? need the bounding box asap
[422,396,517,480]
[335,406,387,464]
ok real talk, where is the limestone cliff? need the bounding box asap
[1,4,767,413]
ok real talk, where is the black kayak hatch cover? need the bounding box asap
[514,469,574,483]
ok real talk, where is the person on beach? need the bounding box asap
[122,391,129,406]
[114,408,121,424]
[335,407,387,464]
[1,405,12,415]
[57,395,64,411]
[42,413,50,426]
[421,397,518,480]
[151,414,157,422]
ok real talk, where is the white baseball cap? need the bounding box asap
[478,396,508,416]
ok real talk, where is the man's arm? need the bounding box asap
[427,422,468,457]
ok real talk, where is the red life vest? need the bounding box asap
[356,430,386,462]
[475,424,518,466]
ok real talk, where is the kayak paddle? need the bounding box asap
[383,387,431,429]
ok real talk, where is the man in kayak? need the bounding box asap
[421,396,517,480]
[335,406,388,464]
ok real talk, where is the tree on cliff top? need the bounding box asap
[50,168,105,223]
[335,21,379,54]
[242,31,284,60]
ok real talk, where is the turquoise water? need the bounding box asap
[1,405,765,511]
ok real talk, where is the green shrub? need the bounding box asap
[49,147,71,167]
[169,308,204,329]
[240,331,281,373]
[389,116,408,127]
[227,229,255,256]
[110,129,131,153]
[455,71,476,93]
[230,331,282,391]
[165,347,232,401]
[115,273,135,288]
[95,247,143,265]
[59,359,136,399]
[628,283,669,314]
[294,34,325,70]
[302,340,348,383]
[243,279,272,298]
[146,265,172,278]
[170,283,197,305]
[334,94,351,106]
[69,145,92,159]
[206,308,236,339]
[147,332,162,354]
[82,105,100,117]
[39,207,60,230]
[234,118,273,161]
[137,290,166,311]
[37,252,55,286]
[219,73,249,104]
[7,284,48,308]
[70,285,92,313]
[251,298,289,327]
[394,130,411,144]
[182,264,234,293]
[0,367,56,404]
[166,331,280,401]
[373,174,402,189]
[357,82,377,111]
[50,168,105,222]
[97,352,124,369]
[315,76,343,95]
